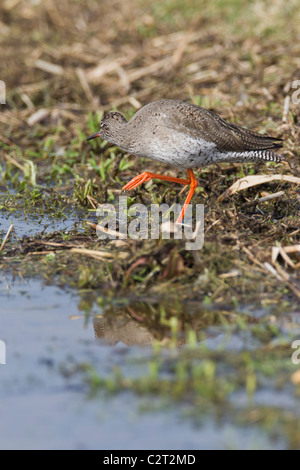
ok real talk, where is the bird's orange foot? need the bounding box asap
[175,169,198,224]
[122,172,153,192]
[122,169,198,225]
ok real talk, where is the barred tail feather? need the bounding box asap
[217,149,284,165]
[249,149,284,162]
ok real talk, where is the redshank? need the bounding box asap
[87,99,284,223]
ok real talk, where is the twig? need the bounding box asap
[86,221,127,239]
[76,67,97,105]
[272,244,297,269]
[27,251,59,256]
[284,245,300,254]
[27,108,50,126]
[34,59,64,76]
[86,195,98,209]
[242,191,284,207]
[218,174,300,201]
[3,153,24,171]
[70,247,114,260]
[0,223,14,252]
[31,240,85,248]
[282,95,290,123]
[274,262,300,299]
[242,245,266,269]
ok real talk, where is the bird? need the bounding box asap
[87,99,284,224]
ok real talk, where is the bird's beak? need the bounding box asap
[86,132,100,141]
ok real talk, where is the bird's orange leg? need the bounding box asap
[176,169,198,224]
[122,169,198,224]
[122,171,190,192]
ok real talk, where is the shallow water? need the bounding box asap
[0,184,89,239]
[0,274,292,449]
[0,208,85,239]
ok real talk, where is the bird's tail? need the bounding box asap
[253,149,284,162]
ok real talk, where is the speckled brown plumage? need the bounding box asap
[87,99,284,223]
[89,99,283,168]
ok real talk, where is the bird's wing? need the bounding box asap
[167,104,283,153]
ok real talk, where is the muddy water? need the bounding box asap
[0,208,85,239]
[0,274,290,450]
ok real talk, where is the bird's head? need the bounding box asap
[86,112,127,143]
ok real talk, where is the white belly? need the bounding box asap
[127,132,218,169]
